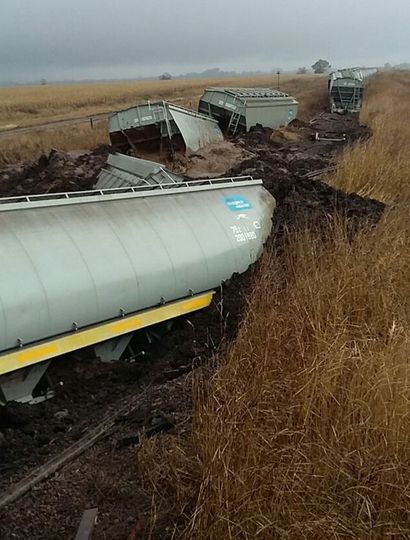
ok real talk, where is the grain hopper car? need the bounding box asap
[198,88,298,135]
[328,67,377,114]
[108,100,223,156]
[0,155,275,404]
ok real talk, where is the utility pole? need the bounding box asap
[276,70,281,91]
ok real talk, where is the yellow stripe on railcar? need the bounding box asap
[0,292,214,377]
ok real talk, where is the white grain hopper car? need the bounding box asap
[328,67,378,113]
[0,155,275,404]
[199,88,299,135]
[108,101,223,155]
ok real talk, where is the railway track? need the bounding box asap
[0,112,109,138]
[0,386,153,509]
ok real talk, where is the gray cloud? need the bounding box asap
[0,0,408,82]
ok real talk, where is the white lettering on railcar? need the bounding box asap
[230,225,258,243]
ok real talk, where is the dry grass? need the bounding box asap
[0,122,109,165]
[184,215,410,539]
[328,72,410,204]
[0,74,326,166]
[137,72,410,538]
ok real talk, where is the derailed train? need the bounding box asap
[0,154,275,404]
[328,67,377,114]
[6,66,379,404]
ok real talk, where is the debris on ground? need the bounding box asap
[74,507,98,540]
[270,125,302,144]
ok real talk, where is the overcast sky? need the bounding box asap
[0,0,408,83]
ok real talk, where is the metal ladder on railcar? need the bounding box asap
[227,110,242,135]
[151,101,176,159]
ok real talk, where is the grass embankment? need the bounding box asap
[0,74,326,166]
[330,71,410,204]
[139,72,410,538]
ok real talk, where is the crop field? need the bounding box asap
[0,74,324,127]
[134,72,410,539]
[0,74,326,165]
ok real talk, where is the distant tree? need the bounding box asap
[297,67,308,74]
[312,59,331,74]
[384,62,392,70]
[41,78,47,85]
[159,72,172,80]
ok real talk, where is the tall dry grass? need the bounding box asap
[184,214,410,539]
[138,72,410,538]
[328,71,410,203]
[0,122,109,166]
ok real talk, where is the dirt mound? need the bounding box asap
[0,146,110,198]
[172,140,252,178]
[230,150,383,231]
[0,141,253,197]
[270,126,302,144]
[231,112,383,230]
[310,112,371,142]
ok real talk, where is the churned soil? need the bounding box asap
[0,146,110,197]
[0,140,250,196]
[0,112,385,539]
[230,115,382,232]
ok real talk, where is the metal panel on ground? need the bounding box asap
[168,105,223,152]
[95,153,182,189]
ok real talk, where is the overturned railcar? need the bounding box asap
[95,153,183,189]
[108,101,223,155]
[199,88,298,135]
[0,157,275,404]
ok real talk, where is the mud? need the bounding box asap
[231,121,382,233]
[0,112,385,539]
[0,146,110,197]
[0,141,251,197]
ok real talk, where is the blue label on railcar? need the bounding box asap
[223,195,252,212]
